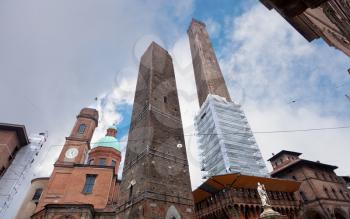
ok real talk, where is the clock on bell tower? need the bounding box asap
[55,108,98,165]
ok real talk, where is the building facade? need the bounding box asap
[193,173,301,219]
[188,19,269,178]
[0,123,47,218]
[260,0,350,56]
[32,108,122,219]
[269,150,350,219]
[16,177,49,219]
[116,42,194,219]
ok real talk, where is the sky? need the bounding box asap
[0,0,349,202]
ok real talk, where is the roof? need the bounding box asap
[31,177,50,184]
[268,150,302,161]
[271,159,338,177]
[192,173,301,204]
[93,136,120,151]
[0,123,29,146]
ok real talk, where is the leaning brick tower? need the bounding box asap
[117,42,194,219]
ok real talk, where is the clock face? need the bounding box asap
[65,148,79,159]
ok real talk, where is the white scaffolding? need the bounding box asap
[0,132,47,217]
[194,94,269,178]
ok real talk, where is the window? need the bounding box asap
[98,158,106,165]
[332,188,338,199]
[163,96,167,103]
[32,188,43,201]
[83,174,97,194]
[314,171,319,179]
[300,191,308,202]
[78,124,86,134]
[111,160,116,166]
[340,190,346,199]
[324,187,330,198]
[129,185,133,199]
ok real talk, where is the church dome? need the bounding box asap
[93,126,120,151]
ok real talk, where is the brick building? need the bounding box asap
[116,42,195,219]
[260,0,350,56]
[0,123,29,177]
[268,150,350,219]
[32,108,122,218]
[193,173,301,219]
[0,124,47,218]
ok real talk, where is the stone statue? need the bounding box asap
[257,183,285,218]
[257,182,270,207]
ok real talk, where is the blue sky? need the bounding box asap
[0,1,349,217]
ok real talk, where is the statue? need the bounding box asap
[256,182,285,219]
[257,182,270,207]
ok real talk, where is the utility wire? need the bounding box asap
[41,125,350,148]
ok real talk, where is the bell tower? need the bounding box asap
[55,108,98,165]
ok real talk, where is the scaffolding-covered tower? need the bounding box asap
[188,19,269,179]
[0,131,47,218]
[195,94,269,178]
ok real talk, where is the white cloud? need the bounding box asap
[219,4,350,175]
[204,18,221,39]
[170,35,203,189]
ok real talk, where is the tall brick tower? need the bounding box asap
[117,42,194,219]
[188,19,269,178]
[187,19,232,107]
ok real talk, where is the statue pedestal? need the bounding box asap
[259,206,287,219]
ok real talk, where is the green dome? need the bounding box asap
[93,136,120,151]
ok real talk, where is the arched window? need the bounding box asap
[332,188,338,199]
[78,124,86,134]
[339,190,346,200]
[324,187,330,198]
[111,160,116,166]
